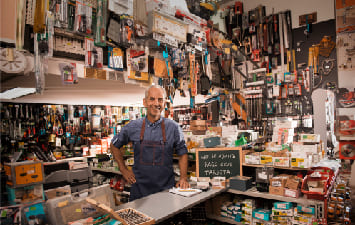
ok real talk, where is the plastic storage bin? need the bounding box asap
[301,167,336,200]
[46,184,114,225]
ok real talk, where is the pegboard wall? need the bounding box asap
[337,32,355,71]
[292,19,338,90]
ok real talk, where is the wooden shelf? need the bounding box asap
[242,163,309,170]
[227,188,323,206]
[206,215,243,225]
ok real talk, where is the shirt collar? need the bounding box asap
[145,117,163,127]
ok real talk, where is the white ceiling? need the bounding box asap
[0,72,147,106]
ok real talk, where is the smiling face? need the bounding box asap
[143,87,165,123]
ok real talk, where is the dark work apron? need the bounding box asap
[130,118,174,201]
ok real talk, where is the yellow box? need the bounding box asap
[291,157,309,168]
[4,161,44,187]
[260,155,273,165]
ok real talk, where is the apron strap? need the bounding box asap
[161,119,166,143]
[140,119,146,141]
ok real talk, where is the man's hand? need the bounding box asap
[175,177,190,189]
[121,168,136,184]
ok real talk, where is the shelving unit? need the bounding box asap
[227,187,325,219]
[205,187,325,224]
[242,163,309,170]
[227,188,322,206]
[206,215,242,225]
[91,167,122,175]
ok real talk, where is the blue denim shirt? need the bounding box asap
[111,117,188,156]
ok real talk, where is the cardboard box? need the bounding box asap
[253,209,271,221]
[211,177,226,189]
[242,207,253,216]
[190,125,206,131]
[253,219,272,225]
[242,217,253,224]
[242,150,252,164]
[273,149,289,157]
[245,152,261,164]
[269,175,290,187]
[260,151,274,165]
[273,157,290,167]
[192,130,206,135]
[148,11,188,42]
[242,199,255,208]
[85,68,107,80]
[260,155,273,165]
[285,177,302,190]
[190,120,206,126]
[299,134,320,143]
[290,152,310,168]
[296,206,315,215]
[293,143,319,154]
[256,167,274,183]
[190,120,206,135]
[273,202,293,210]
[284,188,301,198]
[275,120,298,128]
[290,157,309,168]
[271,208,293,217]
[207,126,222,136]
[45,185,71,200]
[293,215,315,224]
[271,216,289,223]
[269,186,284,196]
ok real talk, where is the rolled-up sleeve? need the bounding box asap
[174,125,188,155]
[111,125,130,149]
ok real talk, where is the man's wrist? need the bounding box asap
[179,176,188,181]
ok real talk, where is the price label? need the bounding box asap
[56,137,61,147]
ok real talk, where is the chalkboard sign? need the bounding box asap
[196,147,242,178]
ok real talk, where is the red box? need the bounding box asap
[301,167,336,200]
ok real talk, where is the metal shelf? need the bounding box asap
[91,167,122,175]
[242,163,309,170]
[336,136,355,141]
[227,188,323,206]
[206,215,243,225]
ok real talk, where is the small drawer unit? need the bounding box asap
[4,161,44,187]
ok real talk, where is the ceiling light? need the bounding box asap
[0,88,36,99]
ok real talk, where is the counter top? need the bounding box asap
[116,188,226,223]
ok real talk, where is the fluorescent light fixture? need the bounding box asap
[0,88,36,99]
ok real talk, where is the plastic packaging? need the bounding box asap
[94,0,107,46]
[59,63,78,84]
[74,0,93,35]
[85,37,103,68]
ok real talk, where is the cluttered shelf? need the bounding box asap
[91,167,122,175]
[227,187,323,206]
[242,163,309,171]
[206,214,243,225]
